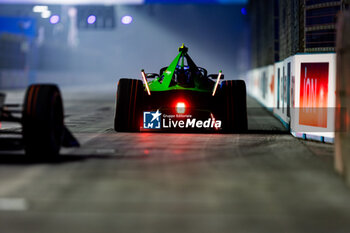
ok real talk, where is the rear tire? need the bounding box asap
[114,79,144,132]
[220,80,248,133]
[22,84,64,159]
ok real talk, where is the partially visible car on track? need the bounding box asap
[0,84,79,160]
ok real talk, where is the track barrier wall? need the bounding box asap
[247,53,336,143]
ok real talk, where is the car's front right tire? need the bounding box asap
[220,80,248,133]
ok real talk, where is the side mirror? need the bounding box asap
[208,74,224,80]
[146,73,159,79]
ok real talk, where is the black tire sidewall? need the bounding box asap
[219,80,248,133]
[23,84,64,158]
[114,79,144,132]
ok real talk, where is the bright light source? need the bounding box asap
[241,7,247,15]
[87,15,97,24]
[121,15,133,25]
[141,70,151,96]
[41,10,51,19]
[49,15,60,24]
[33,5,48,13]
[176,102,186,114]
[212,71,222,96]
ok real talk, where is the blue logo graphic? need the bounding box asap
[143,110,161,129]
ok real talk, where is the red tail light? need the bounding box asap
[176,102,186,114]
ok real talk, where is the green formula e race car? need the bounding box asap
[114,44,247,133]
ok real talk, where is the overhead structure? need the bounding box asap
[77,5,115,29]
[0,0,247,4]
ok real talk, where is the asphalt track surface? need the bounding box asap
[0,86,350,233]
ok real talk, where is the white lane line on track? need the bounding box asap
[0,198,27,211]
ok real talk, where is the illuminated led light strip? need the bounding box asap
[141,69,151,96]
[212,70,222,96]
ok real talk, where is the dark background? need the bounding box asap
[0,4,250,87]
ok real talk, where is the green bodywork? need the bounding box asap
[145,45,215,93]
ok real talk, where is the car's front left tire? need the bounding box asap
[22,84,64,159]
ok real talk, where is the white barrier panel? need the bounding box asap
[291,53,336,143]
[247,65,274,109]
[246,69,258,98]
[247,53,336,143]
[273,59,292,127]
